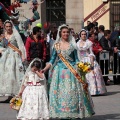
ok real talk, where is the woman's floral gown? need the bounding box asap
[48,43,95,119]
[77,39,107,95]
[0,31,25,96]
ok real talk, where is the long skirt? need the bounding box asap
[48,65,95,119]
[80,57,107,95]
[0,48,24,96]
[17,86,49,120]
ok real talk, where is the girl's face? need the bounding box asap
[80,31,87,40]
[31,66,39,73]
[61,28,69,41]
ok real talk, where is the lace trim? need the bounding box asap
[60,44,74,61]
[50,112,94,119]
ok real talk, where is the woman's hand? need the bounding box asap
[98,49,103,52]
[90,56,94,65]
[92,70,95,74]
[22,56,26,62]
[40,69,46,73]
[0,34,5,41]
[0,50,2,54]
[41,63,52,73]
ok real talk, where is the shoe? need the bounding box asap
[105,82,110,86]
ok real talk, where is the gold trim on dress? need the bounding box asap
[8,42,22,56]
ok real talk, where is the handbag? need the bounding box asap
[10,96,22,111]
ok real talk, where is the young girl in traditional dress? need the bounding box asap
[17,58,49,120]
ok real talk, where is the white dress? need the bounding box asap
[0,28,26,96]
[17,71,49,120]
[77,39,107,95]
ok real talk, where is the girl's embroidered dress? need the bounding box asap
[17,71,49,120]
[77,39,107,95]
[48,43,95,119]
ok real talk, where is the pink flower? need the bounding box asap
[65,107,70,111]
[61,108,65,112]
[61,74,65,79]
[65,75,70,79]
[62,70,66,73]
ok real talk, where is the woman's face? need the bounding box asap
[80,31,87,40]
[41,32,44,39]
[90,34,95,41]
[61,28,69,41]
[0,21,3,27]
[5,23,12,33]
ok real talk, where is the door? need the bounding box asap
[110,0,120,31]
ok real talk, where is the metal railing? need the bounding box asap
[99,50,120,77]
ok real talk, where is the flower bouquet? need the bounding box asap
[10,97,22,111]
[77,62,92,82]
[77,62,92,74]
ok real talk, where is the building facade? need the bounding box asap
[41,0,84,32]
[2,0,120,32]
[84,0,120,31]
[12,0,84,32]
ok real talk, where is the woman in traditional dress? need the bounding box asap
[77,29,107,95]
[0,20,26,97]
[42,24,95,119]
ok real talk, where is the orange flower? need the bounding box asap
[54,90,57,94]
[65,107,70,111]
[65,75,70,79]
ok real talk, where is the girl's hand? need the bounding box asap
[36,70,44,79]
[36,71,40,75]
[18,92,22,97]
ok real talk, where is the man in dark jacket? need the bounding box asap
[99,30,118,85]
[25,26,46,66]
[110,26,120,84]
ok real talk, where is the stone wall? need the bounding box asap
[66,0,84,32]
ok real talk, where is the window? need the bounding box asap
[0,0,11,6]
[110,0,120,31]
[46,0,66,26]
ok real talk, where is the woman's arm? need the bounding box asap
[18,74,29,96]
[42,48,57,73]
[74,49,79,63]
[89,42,95,66]
[13,27,26,61]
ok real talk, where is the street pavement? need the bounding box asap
[0,84,120,120]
